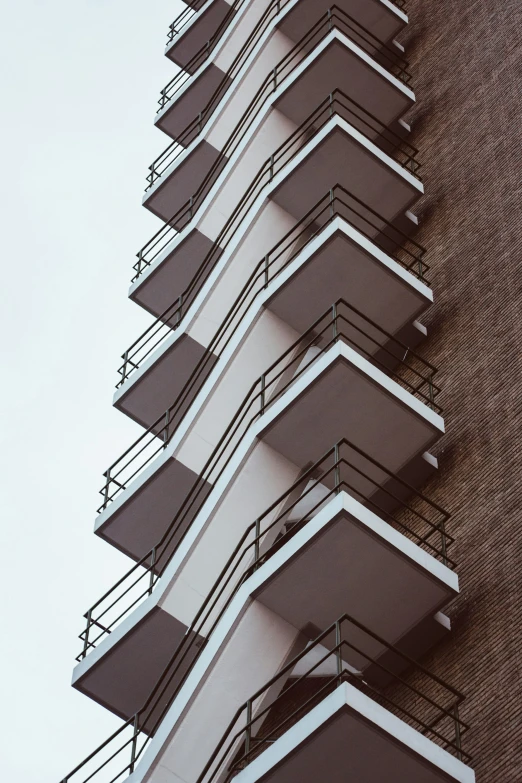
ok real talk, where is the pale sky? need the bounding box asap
[0,1,186,780]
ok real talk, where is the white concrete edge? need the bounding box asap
[148,26,415,206]
[79,490,457,684]
[116,211,432,410]
[232,681,475,783]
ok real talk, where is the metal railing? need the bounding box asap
[151,4,412,191]
[106,188,429,514]
[82,437,454,662]
[88,301,442,664]
[197,614,470,783]
[122,88,421,388]
[65,441,454,782]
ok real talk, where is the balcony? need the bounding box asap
[73,439,456,727]
[165,1,235,71]
[96,301,442,585]
[147,7,414,221]
[63,613,473,783]
[195,616,473,783]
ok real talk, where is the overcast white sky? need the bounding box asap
[0,1,186,780]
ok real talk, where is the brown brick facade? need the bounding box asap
[399,1,522,779]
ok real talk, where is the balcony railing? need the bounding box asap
[107,191,429,514]
[151,4,412,192]
[198,615,470,783]
[65,442,454,783]
[88,301,442,665]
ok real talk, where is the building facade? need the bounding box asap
[59,1,521,781]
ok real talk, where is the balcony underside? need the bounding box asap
[232,684,473,783]
[255,496,456,664]
[260,349,441,481]
[147,35,414,221]
[130,230,221,322]
[114,332,217,430]
[271,124,421,229]
[95,454,212,565]
[73,607,201,730]
[157,64,231,140]
[166,0,234,71]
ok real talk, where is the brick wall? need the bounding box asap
[399,0,522,778]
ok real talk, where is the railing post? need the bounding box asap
[82,610,92,660]
[272,66,277,93]
[245,700,252,761]
[254,518,261,568]
[176,293,184,325]
[189,195,194,220]
[149,548,157,594]
[269,154,274,182]
[327,7,333,31]
[335,620,342,682]
[260,375,266,414]
[198,111,203,133]
[129,714,140,774]
[121,351,129,383]
[332,302,338,342]
[136,250,143,278]
[103,469,111,510]
[440,519,448,567]
[334,442,341,494]
[453,704,462,761]
[329,188,335,220]
[163,409,170,447]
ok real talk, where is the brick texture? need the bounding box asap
[399,1,522,779]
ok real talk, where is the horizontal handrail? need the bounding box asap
[104,184,428,514]
[198,614,470,783]
[122,88,421,386]
[66,440,455,783]
[150,4,412,191]
[89,299,442,656]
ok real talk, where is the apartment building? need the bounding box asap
[59,1,522,781]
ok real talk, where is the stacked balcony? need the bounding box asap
[60,3,476,783]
